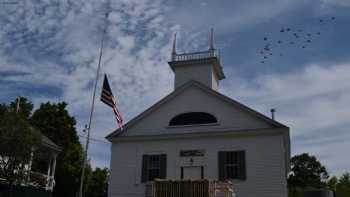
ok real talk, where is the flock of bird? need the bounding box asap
[259,16,336,64]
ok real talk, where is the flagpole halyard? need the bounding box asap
[78,8,110,197]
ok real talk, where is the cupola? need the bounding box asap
[168,29,225,91]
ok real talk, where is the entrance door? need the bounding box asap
[181,166,204,180]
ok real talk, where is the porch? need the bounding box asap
[26,134,61,191]
[145,179,235,197]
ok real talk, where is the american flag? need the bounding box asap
[100,74,123,129]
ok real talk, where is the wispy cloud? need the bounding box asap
[222,63,350,138]
[0,0,176,168]
[321,0,350,7]
[221,63,350,175]
[0,0,349,175]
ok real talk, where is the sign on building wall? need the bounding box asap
[180,150,205,157]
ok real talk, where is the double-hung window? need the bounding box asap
[148,155,161,181]
[218,151,246,180]
[141,154,167,182]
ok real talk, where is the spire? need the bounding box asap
[172,33,177,55]
[209,28,214,50]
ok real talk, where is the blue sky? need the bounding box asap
[0,0,349,176]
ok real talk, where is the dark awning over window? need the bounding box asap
[169,112,217,126]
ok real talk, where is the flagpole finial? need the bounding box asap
[172,33,177,55]
[209,28,214,50]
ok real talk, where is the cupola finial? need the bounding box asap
[172,33,177,55]
[209,28,214,50]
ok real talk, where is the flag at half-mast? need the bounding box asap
[100,74,123,129]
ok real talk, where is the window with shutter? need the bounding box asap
[141,155,149,183]
[141,154,167,183]
[218,151,246,180]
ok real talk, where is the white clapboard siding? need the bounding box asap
[121,83,274,137]
[108,132,288,197]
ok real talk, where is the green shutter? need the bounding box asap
[141,155,149,183]
[218,151,226,181]
[160,154,167,179]
[238,151,246,180]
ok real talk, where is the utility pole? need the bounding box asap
[16,96,20,112]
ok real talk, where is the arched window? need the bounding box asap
[169,112,217,126]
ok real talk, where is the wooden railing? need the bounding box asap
[145,179,234,197]
[29,171,55,191]
[171,50,219,62]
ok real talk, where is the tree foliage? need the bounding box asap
[338,173,350,188]
[336,172,350,197]
[288,153,350,197]
[288,153,329,190]
[326,173,350,197]
[31,102,80,151]
[327,176,338,190]
[30,102,85,197]
[85,168,109,197]
[0,97,108,197]
[10,97,34,119]
[0,104,40,185]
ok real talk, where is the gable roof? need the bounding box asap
[30,126,62,152]
[41,134,62,152]
[106,80,287,141]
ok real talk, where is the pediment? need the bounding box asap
[106,81,286,139]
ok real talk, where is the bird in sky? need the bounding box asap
[258,16,336,63]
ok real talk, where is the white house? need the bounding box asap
[106,32,291,197]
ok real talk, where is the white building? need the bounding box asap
[106,32,290,197]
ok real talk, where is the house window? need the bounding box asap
[148,155,161,180]
[218,151,246,180]
[141,154,167,182]
[169,112,217,126]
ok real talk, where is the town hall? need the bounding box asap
[106,31,291,197]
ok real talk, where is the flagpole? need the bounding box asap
[78,10,109,197]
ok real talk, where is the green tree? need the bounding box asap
[1,98,102,196]
[338,173,350,188]
[0,97,33,119]
[9,97,34,119]
[327,176,338,190]
[0,104,7,115]
[288,153,329,196]
[336,172,350,197]
[85,168,109,197]
[31,102,85,197]
[0,107,40,185]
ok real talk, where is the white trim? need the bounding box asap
[111,128,288,143]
